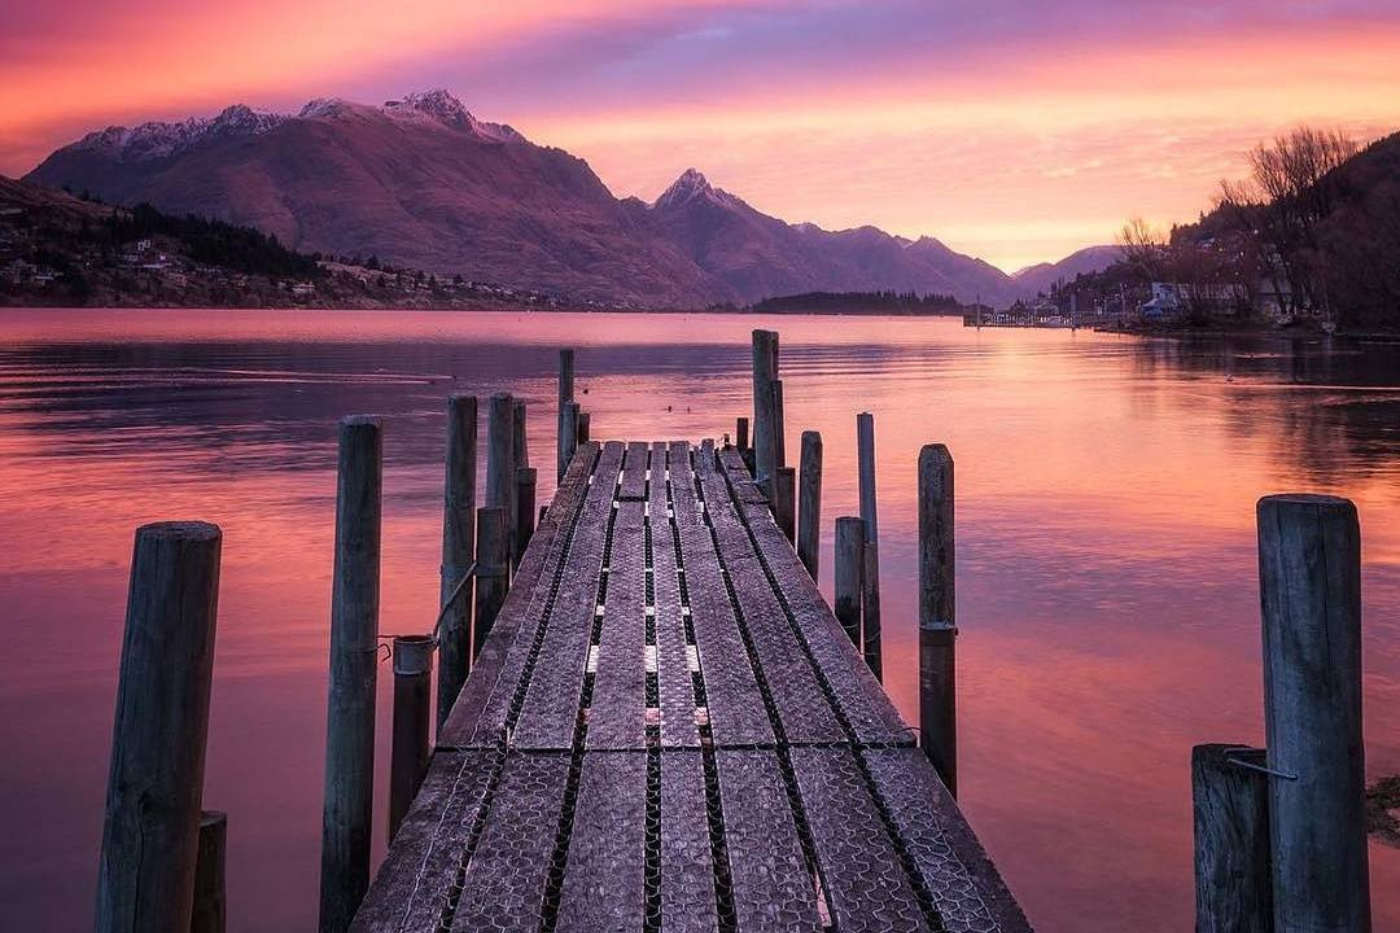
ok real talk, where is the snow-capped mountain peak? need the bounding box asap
[653,168,743,211]
[71,106,285,162]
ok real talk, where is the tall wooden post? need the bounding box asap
[191,810,228,933]
[577,411,591,444]
[752,329,779,500]
[560,401,580,478]
[473,507,510,660]
[513,400,529,470]
[516,467,538,558]
[797,431,822,579]
[771,380,787,471]
[736,416,750,453]
[558,349,575,481]
[1193,745,1273,933]
[437,394,476,730]
[486,393,517,571]
[1258,494,1368,932]
[918,444,957,795]
[857,412,882,681]
[834,517,865,650]
[389,635,435,843]
[319,416,382,933]
[774,467,796,543]
[97,521,221,933]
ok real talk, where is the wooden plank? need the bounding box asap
[698,463,842,745]
[620,441,650,500]
[652,442,700,748]
[720,448,911,746]
[716,750,823,933]
[789,747,931,933]
[863,747,1033,933]
[512,442,624,750]
[556,752,648,933]
[450,752,571,932]
[349,750,496,932]
[588,498,648,750]
[668,441,700,527]
[438,442,599,748]
[659,749,717,933]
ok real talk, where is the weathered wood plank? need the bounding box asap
[790,747,931,933]
[620,441,650,500]
[349,750,496,932]
[451,753,571,932]
[652,442,700,748]
[437,442,599,748]
[556,752,648,933]
[588,498,648,750]
[863,747,1033,933]
[512,442,624,749]
[716,750,823,933]
[659,749,717,932]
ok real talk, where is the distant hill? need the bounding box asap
[1011,245,1122,297]
[0,176,567,310]
[26,89,1080,309]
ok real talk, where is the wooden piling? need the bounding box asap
[1192,745,1272,933]
[191,810,227,933]
[437,394,476,730]
[560,401,581,477]
[774,466,796,542]
[486,393,517,570]
[516,466,538,558]
[797,431,822,579]
[513,400,529,469]
[473,506,510,659]
[389,635,435,843]
[319,416,382,933]
[918,444,957,795]
[577,411,591,444]
[558,349,575,481]
[752,329,779,499]
[736,416,750,453]
[771,379,787,471]
[97,521,221,933]
[834,517,864,650]
[1257,494,1369,932]
[857,412,882,681]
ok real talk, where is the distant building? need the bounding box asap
[290,281,316,296]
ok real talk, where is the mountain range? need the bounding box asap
[25,90,1116,308]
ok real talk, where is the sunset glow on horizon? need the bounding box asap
[3,0,1399,270]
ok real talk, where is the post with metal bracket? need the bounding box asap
[858,412,882,681]
[437,394,476,729]
[834,517,864,650]
[797,430,823,579]
[473,506,510,660]
[1258,494,1368,932]
[918,443,956,796]
[388,635,435,843]
[1192,744,1272,933]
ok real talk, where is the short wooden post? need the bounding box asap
[577,411,591,444]
[473,506,510,660]
[918,444,957,795]
[319,416,381,933]
[437,394,476,729]
[486,393,517,571]
[560,401,580,477]
[752,329,779,499]
[834,517,864,650]
[1193,745,1273,933]
[516,467,538,558]
[388,635,435,843]
[857,412,882,681]
[97,522,221,933]
[558,349,575,481]
[797,431,822,579]
[774,466,796,542]
[736,416,750,453]
[1258,494,1369,932]
[191,810,227,933]
[513,399,530,469]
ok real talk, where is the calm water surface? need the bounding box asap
[1,309,1397,932]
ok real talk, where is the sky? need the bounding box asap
[2,0,1399,271]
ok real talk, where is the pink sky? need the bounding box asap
[2,0,1398,270]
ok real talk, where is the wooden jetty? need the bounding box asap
[350,439,1030,932]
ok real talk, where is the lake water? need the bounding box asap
[0,309,1397,932]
